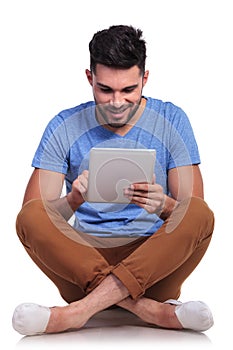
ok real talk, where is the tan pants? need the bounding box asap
[16,197,214,303]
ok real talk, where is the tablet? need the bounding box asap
[86,148,156,203]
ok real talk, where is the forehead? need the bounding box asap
[93,64,142,87]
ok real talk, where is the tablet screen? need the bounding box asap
[86,148,156,203]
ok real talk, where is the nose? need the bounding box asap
[109,92,125,107]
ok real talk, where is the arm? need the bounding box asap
[160,164,204,219]
[23,168,89,221]
[124,164,204,219]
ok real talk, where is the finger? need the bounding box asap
[127,187,158,199]
[79,174,89,188]
[152,173,156,185]
[73,176,88,195]
[129,198,156,214]
[129,195,151,205]
[73,182,85,196]
[82,170,89,179]
[131,183,159,193]
[130,183,149,192]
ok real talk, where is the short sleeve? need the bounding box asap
[166,106,201,170]
[32,114,70,174]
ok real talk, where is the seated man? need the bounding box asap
[12,25,214,336]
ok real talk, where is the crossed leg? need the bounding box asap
[13,196,214,335]
[44,274,181,334]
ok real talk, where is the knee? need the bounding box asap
[190,197,214,230]
[180,197,215,237]
[16,199,44,244]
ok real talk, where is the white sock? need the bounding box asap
[12,303,51,336]
[164,299,214,332]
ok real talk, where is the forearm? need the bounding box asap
[47,196,73,221]
[49,171,88,221]
[49,192,84,221]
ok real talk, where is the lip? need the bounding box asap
[110,112,125,118]
[106,107,129,118]
[108,108,127,113]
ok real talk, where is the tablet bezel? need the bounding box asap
[86,148,156,203]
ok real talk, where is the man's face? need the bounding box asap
[86,64,149,129]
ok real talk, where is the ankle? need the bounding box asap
[160,304,183,329]
[45,303,88,334]
[81,274,129,317]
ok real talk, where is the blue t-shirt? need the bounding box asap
[32,97,200,237]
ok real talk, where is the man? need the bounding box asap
[12,25,214,336]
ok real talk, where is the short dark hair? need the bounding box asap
[89,25,147,75]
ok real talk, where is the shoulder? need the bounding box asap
[55,101,95,122]
[146,97,188,121]
[145,97,192,133]
[45,101,95,131]
[58,101,95,117]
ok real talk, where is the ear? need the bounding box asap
[85,69,93,86]
[142,70,149,87]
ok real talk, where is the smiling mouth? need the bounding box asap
[107,106,129,114]
[96,102,140,128]
[109,112,126,119]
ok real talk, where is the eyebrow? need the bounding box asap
[96,82,139,91]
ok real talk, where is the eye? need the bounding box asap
[123,88,135,93]
[123,85,137,93]
[100,87,112,93]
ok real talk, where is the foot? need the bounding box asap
[12,275,130,336]
[118,297,183,329]
[164,299,214,331]
[12,303,51,335]
[45,302,89,333]
[118,297,214,332]
[12,301,89,336]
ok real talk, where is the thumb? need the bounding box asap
[152,173,156,184]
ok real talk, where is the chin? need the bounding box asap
[108,122,127,128]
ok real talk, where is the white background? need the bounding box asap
[0,0,232,348]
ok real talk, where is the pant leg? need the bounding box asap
[16,199,113,297]
[144,231,211,302]
[16,199,147,303]
[21,245,86,303]
[111,197,214,300]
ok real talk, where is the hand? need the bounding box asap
[124,175,165,214]
[68,170,89,208]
